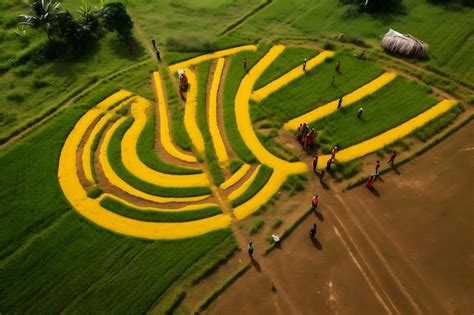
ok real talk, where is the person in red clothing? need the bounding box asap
[305,129,315,150]
[335,60,341,72]
[388,150,397,166]
[243,57,247,70]
[375,160,381,174]
[303,58,307,71]
[312,153,318,173]
[366,175,376,188]
[311,195,319,211]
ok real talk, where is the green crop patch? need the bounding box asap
[107,118,211,197]
[231,165,273,207]
[252,52,384,125]
[312,76,439,149]
[254,46,320,89]
[136,105,203,175]
[222,46,270,162]
[100,196,222,222]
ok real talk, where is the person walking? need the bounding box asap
[326,158,332,172]
[357,107,363,119]
[247,241,254,258]
[338,96,343,109]
[335,61,341,72]
[312,154,319,173]
[311,195,319,211]
[305,129,315,150]
[388,150,397,166]
[375,160,381,174]
[151,39,161,61]
[331,146,338,160]
[303,58,307,71]
[366,174,376,188]
[243,57,247,70]
[310,223,317,238]
[296,123,302,141]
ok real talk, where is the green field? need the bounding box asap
[0,0,472,312]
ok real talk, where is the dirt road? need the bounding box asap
[206,122,474,315]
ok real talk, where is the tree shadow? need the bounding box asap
[368,186,380,197]
[251,257,261,272]
[109,35,147,61]
[311,237,322,250]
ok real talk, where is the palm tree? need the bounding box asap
[19,0,63,31]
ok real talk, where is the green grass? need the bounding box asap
[231,165,273,207]
[232,0,474,86]
[282,173,307,196]
[162,69,193,151]
[229,159,244,174]
[251,52,384,125]
[107,117,211,197]
[99,196,222,222]
[0,85,148,259]
[254,46,319,89]
[0,82,234,312]
[312,76,439,149]
[249,219,265,235]
[136,105,203,175]
[414,103,464,141]
[196,61,225,185]
[222,46,270,162]
[272,218,283,230]
[86,185,103,199]
[0,211,233,313]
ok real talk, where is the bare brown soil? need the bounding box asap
[205,121,474,314]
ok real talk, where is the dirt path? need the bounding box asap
[206,121,474,314]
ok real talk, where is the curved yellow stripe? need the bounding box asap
[82,112,114,183]
[99,117,210,203]
[230,45,308,219]
[235,45,307,173]
[81,90,133,183]
[251,50,335,102]
[183,69,205,153]
[58,100,230,240]
[209,58,229,163]
[228,165,261,201]
[315,99,458,169]
[233,172,287,220]
[102,194,218,213]
[284,72,397,131]
[152,72,197,163]
[169,45,257,73]
[220,163,251,190]
[121,96,209,187]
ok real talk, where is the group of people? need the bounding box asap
[295,123,316,151]
[366,150,398,188]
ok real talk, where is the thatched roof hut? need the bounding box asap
[382,29,428,58]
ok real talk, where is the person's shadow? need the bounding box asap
[368,186,380,197]
[251,257,261,272]
[311,237,322,250]
[314,209,324,222]
[320,179,330,190]
[392,166,401,175]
